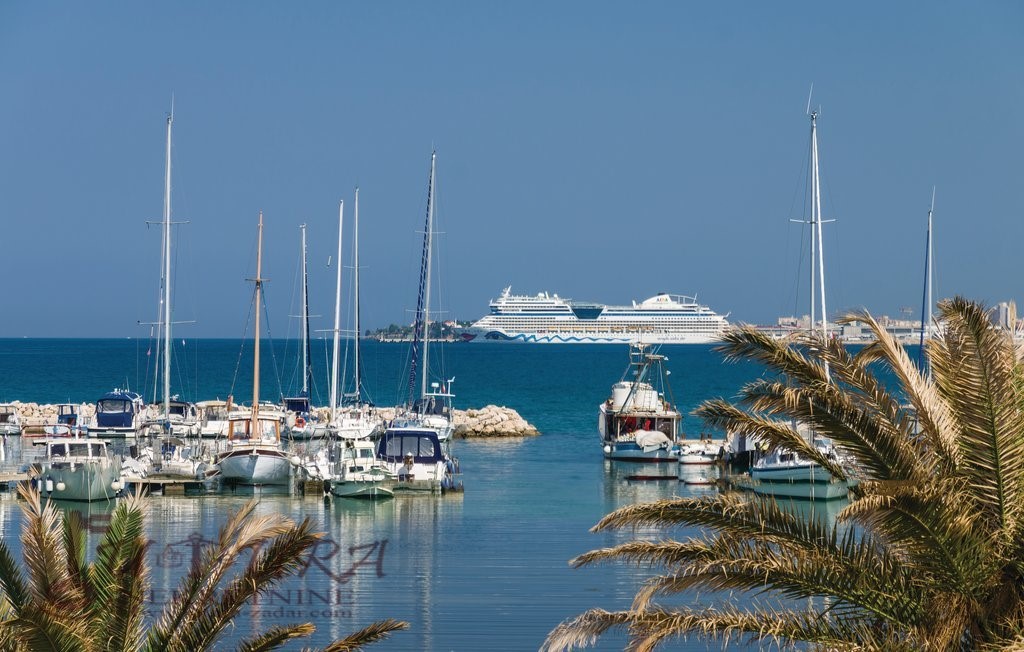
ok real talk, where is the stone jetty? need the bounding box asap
[4,401,540,438]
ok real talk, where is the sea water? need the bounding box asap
[0,339,840,650]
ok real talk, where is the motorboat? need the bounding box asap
[599,342,682,462]
[91,389,145,437]
[376,428,459,493]
[677,436,726,465]
[34,425,122,502]
[329,438,394,499]
[747,436,856,501]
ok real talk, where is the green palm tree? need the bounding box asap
[0,484,407,651]
[545,297,1024,651]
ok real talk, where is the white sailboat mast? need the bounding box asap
[162,108,173,418]
[810,111,828,339]
[927,187,935,335]
[330,201,344,420]
[252,212,264,427]
[353,188,361,402]
[421,152,436,399]
[300,223,309,395]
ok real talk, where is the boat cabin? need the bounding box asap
[377,429,444,466]
[47,439,108,460]
[56,403,81,426]
[95,390,144,429]
[226,416,280,442]
[283,396,311,416]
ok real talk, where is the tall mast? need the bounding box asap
[406,151,436,405]
[330,201,344,421]
[252,212,264,427]
[353,187,361,403]
[300,223,311,395]
[810,111,827,339]
[162,107,173,420]
[421,151,436,399]
[917,188,936,362]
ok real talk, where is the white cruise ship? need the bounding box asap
[462,287,729,344]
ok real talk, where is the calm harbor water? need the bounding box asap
[0,339,847,650]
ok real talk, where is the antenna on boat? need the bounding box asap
[805,83,814,116]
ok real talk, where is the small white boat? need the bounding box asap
[328,438,394,500]
[677,437,726,465]
[91,389,146,437]
[747,437,856,501]
[599,342,682,462]
[0,404,21,436]
[35,426,122,502]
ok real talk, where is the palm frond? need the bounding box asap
[15,486,80,614]
[0,542,29,616]
[930,297,1024,543]
[167,518,322,652]
[233,622,315,652]
[144,500,295,652]
[312,619,409,652]
[845,309,961,472]
[542,604,921,652]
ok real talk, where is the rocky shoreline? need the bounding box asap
[3,401,540,438]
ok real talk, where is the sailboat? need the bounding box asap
[216,213,295,486]
[135,108,205,479]
[330,188,383,440]
[747,108,855,501]
[284,224,328,441]
[389,152,456,441]
[378,153,461,493]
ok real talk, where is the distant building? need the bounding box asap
[994,301,1017,331]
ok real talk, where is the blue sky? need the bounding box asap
[1,2,1021,337]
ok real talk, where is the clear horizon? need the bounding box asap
[2,2,1021,337]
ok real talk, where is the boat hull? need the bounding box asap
[744,476,853,501]
[604,442,678,462]
[330,479,394,500]
[218,448,292,485]
[39,462,120,502]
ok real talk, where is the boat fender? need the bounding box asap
[56,481,66,492]
[45,477,53,493]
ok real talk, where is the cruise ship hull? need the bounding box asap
[464,328,721,344]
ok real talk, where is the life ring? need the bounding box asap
[295,417,306,428]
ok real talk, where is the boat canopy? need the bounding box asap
[283,396,311,414]
[378,429,443,464]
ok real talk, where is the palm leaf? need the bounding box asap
[311,619,410,652]
[233,623,315,652]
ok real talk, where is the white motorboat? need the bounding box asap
[215,214,295,486]
[599,342,682,462]
[35,426,122,502]
[677,437,726,465]
[328,438,394,500]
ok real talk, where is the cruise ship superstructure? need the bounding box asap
[463,287,729,344]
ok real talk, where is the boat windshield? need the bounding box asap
[379,432,440,463]
[98,400,131,413]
